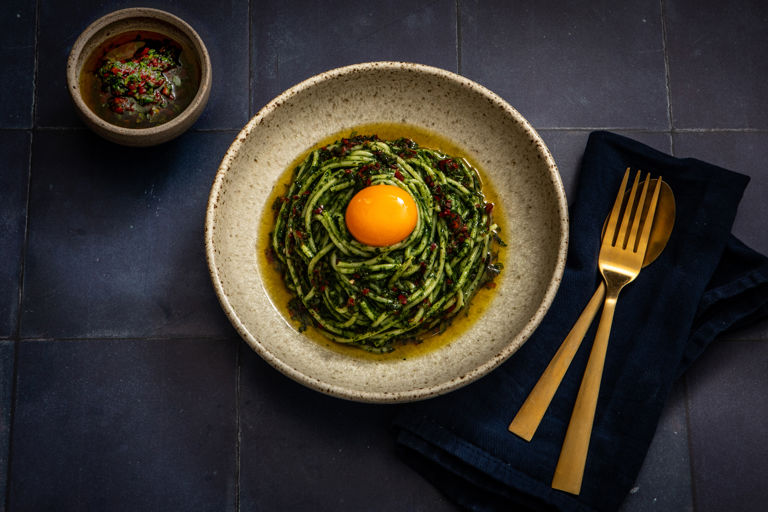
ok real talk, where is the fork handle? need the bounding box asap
[551,293,618,495]
[508,282,606,441]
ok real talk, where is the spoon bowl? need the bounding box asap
[603,178,675,267]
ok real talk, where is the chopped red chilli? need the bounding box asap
[98,44,179,114]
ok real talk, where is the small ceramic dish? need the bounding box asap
[206,62,569,403]
[66,7,211,146]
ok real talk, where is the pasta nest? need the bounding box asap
[269,135,504,352]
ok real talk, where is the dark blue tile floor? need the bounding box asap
[8,338,237,511]
[685,340,768,512]
[665,0,768,129]
[0,341,13,510]
[20,130,236,339]
[0,0,35,128]
[250,0,459,113]
[461,0,669,129]
[238,345,454,512]
[619,381,692,512]
[2,1,767,511]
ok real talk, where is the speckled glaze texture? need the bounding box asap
[206,62,568,403]
[66,8,211,146]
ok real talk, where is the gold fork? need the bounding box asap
[551,168,662,495]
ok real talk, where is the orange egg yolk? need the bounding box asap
[345,185,418,246]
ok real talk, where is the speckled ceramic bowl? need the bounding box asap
[206,62,568,403]
[66,8,211,146]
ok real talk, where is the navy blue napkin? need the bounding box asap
[393,131,768,512]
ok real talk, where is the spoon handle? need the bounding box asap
[508,282,606,441]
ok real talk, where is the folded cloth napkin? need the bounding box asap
[393,131,768,512]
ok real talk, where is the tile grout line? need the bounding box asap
[12,134,33,354]
[30,0,40,131]
[240,1,251,504]
[235,343,242,512]
[528,127,768,133]
[536,127,673,133]
[14,336,243,343]
[4,342,21,512]
[659,0,676,155]
[683,375,699,512]
[248,0,253,120]
[5,0,41,508]
[455,0,462,74]
[26,126,243,133]
[3,0,40,510]
[13,333,766,344]
[18,126,768,134]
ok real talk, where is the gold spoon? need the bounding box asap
[508,178,675,441]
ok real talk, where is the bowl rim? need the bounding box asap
[205,61,569,402]
[66,7,212,139]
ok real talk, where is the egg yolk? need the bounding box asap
[345,185,418,246]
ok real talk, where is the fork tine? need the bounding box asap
[615,171,641,248]
[636,177,663,254]
[627,173,652,252]
[605,168,631,245]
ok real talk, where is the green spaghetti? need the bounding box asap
[269,134,505,353]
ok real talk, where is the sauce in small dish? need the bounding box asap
[79,30,200,129]
[67,7,211,146]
